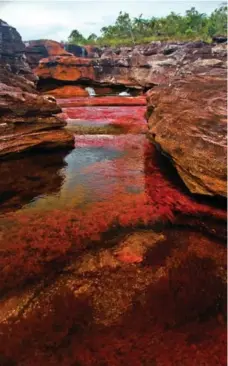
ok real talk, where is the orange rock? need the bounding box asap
[35,56,95,82]
[44,85,89,98]
[43,40,71,56]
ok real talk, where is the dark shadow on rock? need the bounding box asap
[0,149,71,213]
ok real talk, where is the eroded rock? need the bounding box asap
[0,20,74,158]
[30,40,227,89]
[147,73,227,197]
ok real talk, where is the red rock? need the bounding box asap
[84,45,101,57]
[147,73,227,197]
[44,85,89,98]
[93,86,114,95]
[35,56,95,81]
[31,40,226,89]
[0,128,74,158]
[0,21,74,157]
[25,39,71,68]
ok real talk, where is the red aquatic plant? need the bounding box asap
[142,254,226,327]
[0,136,226,294]
[0,287,93,362]
[57,96,147,107]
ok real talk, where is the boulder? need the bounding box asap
[147,73,227,197]
[0,20,74,158]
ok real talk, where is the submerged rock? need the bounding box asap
[0,227,226,365]
[0,20,74,158]
[147,73,227,197]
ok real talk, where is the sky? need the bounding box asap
[0,0,223,41]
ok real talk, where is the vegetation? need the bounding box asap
[68,5,227,46]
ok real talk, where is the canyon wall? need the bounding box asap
[25,39,227,89]
[24,38,227,197]
[0,20,74,158]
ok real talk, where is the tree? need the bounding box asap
[68,29,85,44]
[208,5,227,35]
[185,7,206,33]
[67,5,227,47]
[87,33,98,42]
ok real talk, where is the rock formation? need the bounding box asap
[25,38,227,197]
[24,39,72,68]
[0,20,74,158]
[25,39,227,90]
[146,67,227,197]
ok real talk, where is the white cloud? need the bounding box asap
[0,1,222,41]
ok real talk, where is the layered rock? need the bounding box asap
[24,39,72,68]
[29,40,227,89]
[147,72,227,197]
[0,20,74,158]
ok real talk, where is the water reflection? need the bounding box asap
[0,135,147,214]
[0,151,69,213]
[19,135,145,213]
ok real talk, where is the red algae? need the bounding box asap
[57,95,147,107]
[0,97,226,366]
[60,105,147,134]
[0,137,226,294]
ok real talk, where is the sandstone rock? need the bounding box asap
[35,55,94,81]
[32,40,226,89]
[0,128,74,158]
[84,45,102,58]
[147,73,227,197]
[0,20,74,157]
[25,39,72,68]
[44,85,89,98]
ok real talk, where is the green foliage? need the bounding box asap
[68,29,86,45]
[68,5,227,46]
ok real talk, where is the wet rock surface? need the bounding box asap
[147,72,227,197]
[0,20,74,158]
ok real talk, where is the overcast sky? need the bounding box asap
[0,1,223,41]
